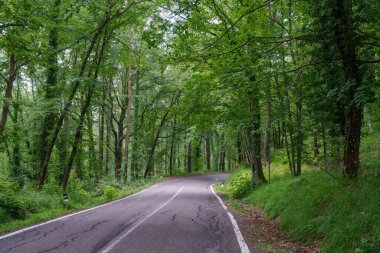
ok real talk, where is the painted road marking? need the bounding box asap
[210,185,250,253]
[100,186,184,253]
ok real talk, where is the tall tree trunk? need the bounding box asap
[249,81,267,184]
[115,109,125,181]
[0,54,16,135]
[313,128,319,159]
[11,84,21,185]
[105,117,110,175]
[38,0,61,173]
[263,80,272,166]
[296,100,302,176]
[38,26,102,189]
[87,110,96,178]
[131,76,140,180]
[98,87,106,181]
[187,141,192,174]
[124,28,133,182]
[144,93,179,178]
[205,132,211,170]
[322,121,328,169]
[333,0,363,178]
[169,118,176,176]
[61,32,107,191]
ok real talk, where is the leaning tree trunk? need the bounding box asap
[38,26,102,189]
[61,32,106,191]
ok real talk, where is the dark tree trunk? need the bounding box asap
[313,128,319,159]
[131,78,140,179]
[249,81,267,184]
[114,109,126,181]
[187,141,192,174]
[87,110,97,178]
[0,54,16,135]
[332,0,363,178]
[124,28,133,182]
[322,121,328,169]
[205,132,211,170]
[61,33,106,190]
[144,110,169,178]
[38,0,61,173]
[263,80,272,167]
[296,101,302,176]
[11,85,21,185]
[169,118,176,176]
[98,87,106,181]
[105,115,110,175]
[144,93,179,178]
[38,26,102,189]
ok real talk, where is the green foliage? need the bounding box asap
[244,173,380,252]
[224,169,251,199]
[0,194,27,220]
[171,168,186,176]
[102,185,118,201]
[0,180,19,194]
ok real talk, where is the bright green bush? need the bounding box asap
[102,185,118,201]
[225,170,252,198]
[0,181,19,194]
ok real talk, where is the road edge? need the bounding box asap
[0,183,161,241]
[210,184,250,253]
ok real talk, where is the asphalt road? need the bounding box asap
[0,174,249,253]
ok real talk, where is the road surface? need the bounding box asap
[0,174,249,253]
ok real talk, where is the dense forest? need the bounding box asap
[0,0,379,250]
[1,0,378,188]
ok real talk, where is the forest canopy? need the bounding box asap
[0,0,379,191]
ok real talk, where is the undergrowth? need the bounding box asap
[221,122,380,253]
[0,176,160,234]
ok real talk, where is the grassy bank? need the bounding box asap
[220,123,380,253]
[0,177,161,234]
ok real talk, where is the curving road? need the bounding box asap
[0,174,249,253]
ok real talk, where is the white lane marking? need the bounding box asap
[0,183,161,241]
[100,186,184,253]
[210,185,250,253]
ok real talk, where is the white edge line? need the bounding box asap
[100,186,184,253]
[0,183,161,240]
[210,185,250,253]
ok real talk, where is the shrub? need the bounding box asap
[0,194,27,219]
[102,185,118,201]
[225,170,252,198]
[0,181,19,194]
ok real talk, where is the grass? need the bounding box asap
[221,122,380,253]
[0,177,161,234]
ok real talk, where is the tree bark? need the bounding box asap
[187,141,192,174]
[0,54,16,135]
[61,32,107,191]
[124,28,133,182]
[249,81,267,184]
[98,87,106,181]
[332,0,363,178]
[38,25,102,189]
[205,132,211,170]
[38,0,61,172]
